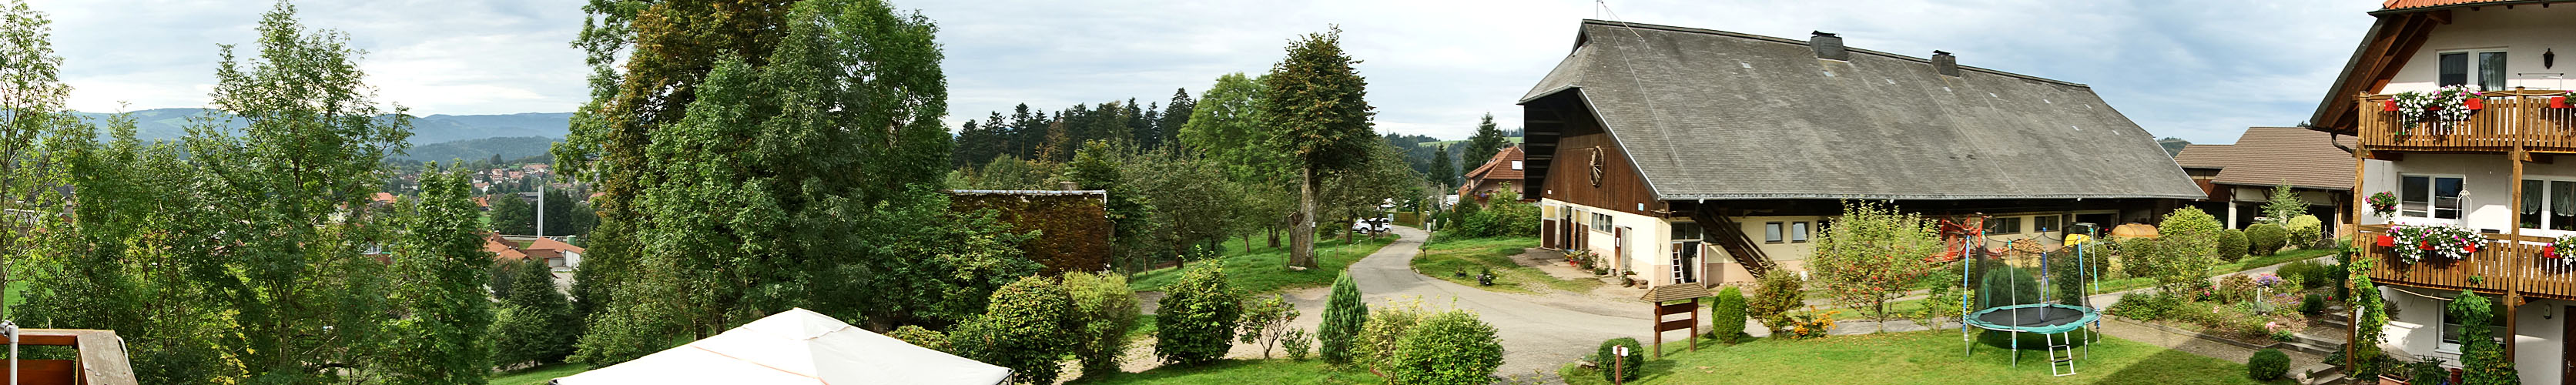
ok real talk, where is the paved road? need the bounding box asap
[1346,226,1653,379]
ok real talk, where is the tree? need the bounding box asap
[1160,88,1194,151]
[29,114,235,383]
[1071,141,1157,272]
[181,3,414,380]
[1462,112,1506,167]
[2146,208,2225,294]
[492,259,576,367]
[1318,272,1368,364]
[1429,146,1455,190]
[2262,183,2307,224]
[1808,201,1944,329]
[1265,28,1380,269]
[1182,72,1281,184]
[384,166,496,385]
[490,194,534,235]
[0,0,72,321]
[1238,294,1301,359]
[1126,149,1241,265]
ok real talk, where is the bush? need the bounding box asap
[956,276,1079,385]
[2159,208,2225,260]
[2248,348,2289,380]
[1154,267,1244,366]
[2215,229,2249,263]
[1318,272,1368,364]
[2217,274,2255,304]
[2109,291,2174,320]
[1976,265,2039,310]
[1356,299,1430,371]
[2301,293,2326,316]
[1747,273,1804,332]
[1063,271,1140,377]
[2453,291,2520,384]
[1710,287,1747,343]
[2286,215,2323,246]
[1391,310,1505,385]
[1238,294,1301,359]
[887,325,951,353]
[2116,237,2163,280]
[2246,224,2288,256]
[1281,328,1314,360]
[1593,337,1648,383]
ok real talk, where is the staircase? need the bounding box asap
[2290,305,2353,384]
[1689,207,1774,278]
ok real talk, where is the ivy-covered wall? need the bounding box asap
[950,192,1114,274]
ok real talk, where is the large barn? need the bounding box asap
[1517,20,2203,286]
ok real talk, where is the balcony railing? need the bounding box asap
[2357,90,2576,153]
[2354,224,2576,300]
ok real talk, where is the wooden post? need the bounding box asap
[2347,95,2369,372]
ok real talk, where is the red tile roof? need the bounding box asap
[1462,146,1525,181]
[2169,127,2356,191]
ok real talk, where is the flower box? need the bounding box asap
[2554,96,2571,109]
[2377,235,2395,247]
[2388,223,2484,264]
[2385,99,2400,111]
[2465,97,2484,110]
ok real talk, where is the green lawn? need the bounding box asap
[1067,359,1379,384]
[1814,247,2340,314]
[491,363,588,385]
[1130,313,1157,341]
[1412,236,1601,294]
[1560,330,2283,385]
[1129,236,1395,294]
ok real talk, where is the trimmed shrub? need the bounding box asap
[2215,229,2249,263]
[1356,299,1430,371]
[1281,328,1314,360]
[2249,348,2289,380]
[1710,287,1748,343]
[1154,267,1244,366]
[1594,337,1648,383]
[887,325,951,353]
[1063,271,1140,377]
[1318,272,1368,364]
[2159,208,2225,262]
[2301,293,2326,316]
[2285,215,2323,246]
[2246,223,2288,256]
[1391,310,1506,385]
[956,276,1079,385]
[1747,273,1804,332]
[2115,237,2162,280]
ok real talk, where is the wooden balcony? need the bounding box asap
[2356,90,2576,154]
[2354,224,2576,300]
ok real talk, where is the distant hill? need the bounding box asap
[69,109,573,146]
[397,136,561,162]
[2156,137,2191,157]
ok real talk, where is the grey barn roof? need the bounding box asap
[1520,20,2203,201]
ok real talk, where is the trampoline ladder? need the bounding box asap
[2045,333,2077,377]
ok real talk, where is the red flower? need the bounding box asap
[2384,99,2400,112]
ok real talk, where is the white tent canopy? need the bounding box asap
[553,308,1011,385]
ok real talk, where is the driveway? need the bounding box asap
[1345,226,1653,380]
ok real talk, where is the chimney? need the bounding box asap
[1932,50,1959,77]
[1810,31,1847,61]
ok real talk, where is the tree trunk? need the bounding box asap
[1291,167,1318,269]
[1267,227,1280,248]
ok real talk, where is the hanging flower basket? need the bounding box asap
[2367,192,2400,219]
[2387,223,2484,264]
[2390,85,2484,133]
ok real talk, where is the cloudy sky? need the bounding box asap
[30,0,2382,144]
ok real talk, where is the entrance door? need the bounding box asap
[1542,219,1559,249]
[1615,226,1630,273]
[1671,240,1701,284]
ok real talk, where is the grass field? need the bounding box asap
[1128,236,1395,294]
[1412,236,1600,294]
[491,363,588,385]
[1815,246,2340,313]
[1559,330,2283,385]
[1066,359,1379,384]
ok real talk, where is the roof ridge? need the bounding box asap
[1576,19,2090,88]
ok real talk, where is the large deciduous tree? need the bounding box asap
[1262,27,1378,269]
[384,166,496,385]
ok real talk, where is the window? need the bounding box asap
[2439,51,2509,90]
[1985,217,2023,234]
[1591,213,1613,233]
[1670,222,1701,240]
[2521,179,2576,231]
[1509,160,1522,170]
[2438,296,2508,353]
[1790,222,1811,243]
[2400,175,2465,219]
[2035,215,2061,233]
[1764,222,1784,243]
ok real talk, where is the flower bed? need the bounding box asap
[2108,273,2317,345]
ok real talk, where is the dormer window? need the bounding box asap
[1510,160,1522,170]
[2440,50,2507,90]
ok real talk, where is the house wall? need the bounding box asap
[2358,153,2576,237]
[2382,5,2576,94]
[1548,199,1670,279]
[2376,286,2569,385]
[2220,186,2345,229]
[1556,200,2115,287]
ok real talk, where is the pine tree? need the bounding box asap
[494,259,577,367]
[1161,88,1195,151]
[1463,112,1506,166]
[385,165,497,385]
[1318,272,1368,364]
[2262,183,2307,224]
[1264,27,1378,269]
[1429,146,1455,190]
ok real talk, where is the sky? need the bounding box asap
[29,0,2385,144]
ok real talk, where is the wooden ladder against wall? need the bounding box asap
[1689,206,1773,279]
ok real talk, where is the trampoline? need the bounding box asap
[1949,216,2104,377]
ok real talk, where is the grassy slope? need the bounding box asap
[1067,359,1380,385]
[1561,330,2280,385]
[1412,236,1600,294]
[491,363,589,385]
[1129,236,1395,294]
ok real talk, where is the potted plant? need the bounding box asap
[2368,192,2400,219]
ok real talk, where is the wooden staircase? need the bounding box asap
[1689,206,1774,279]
